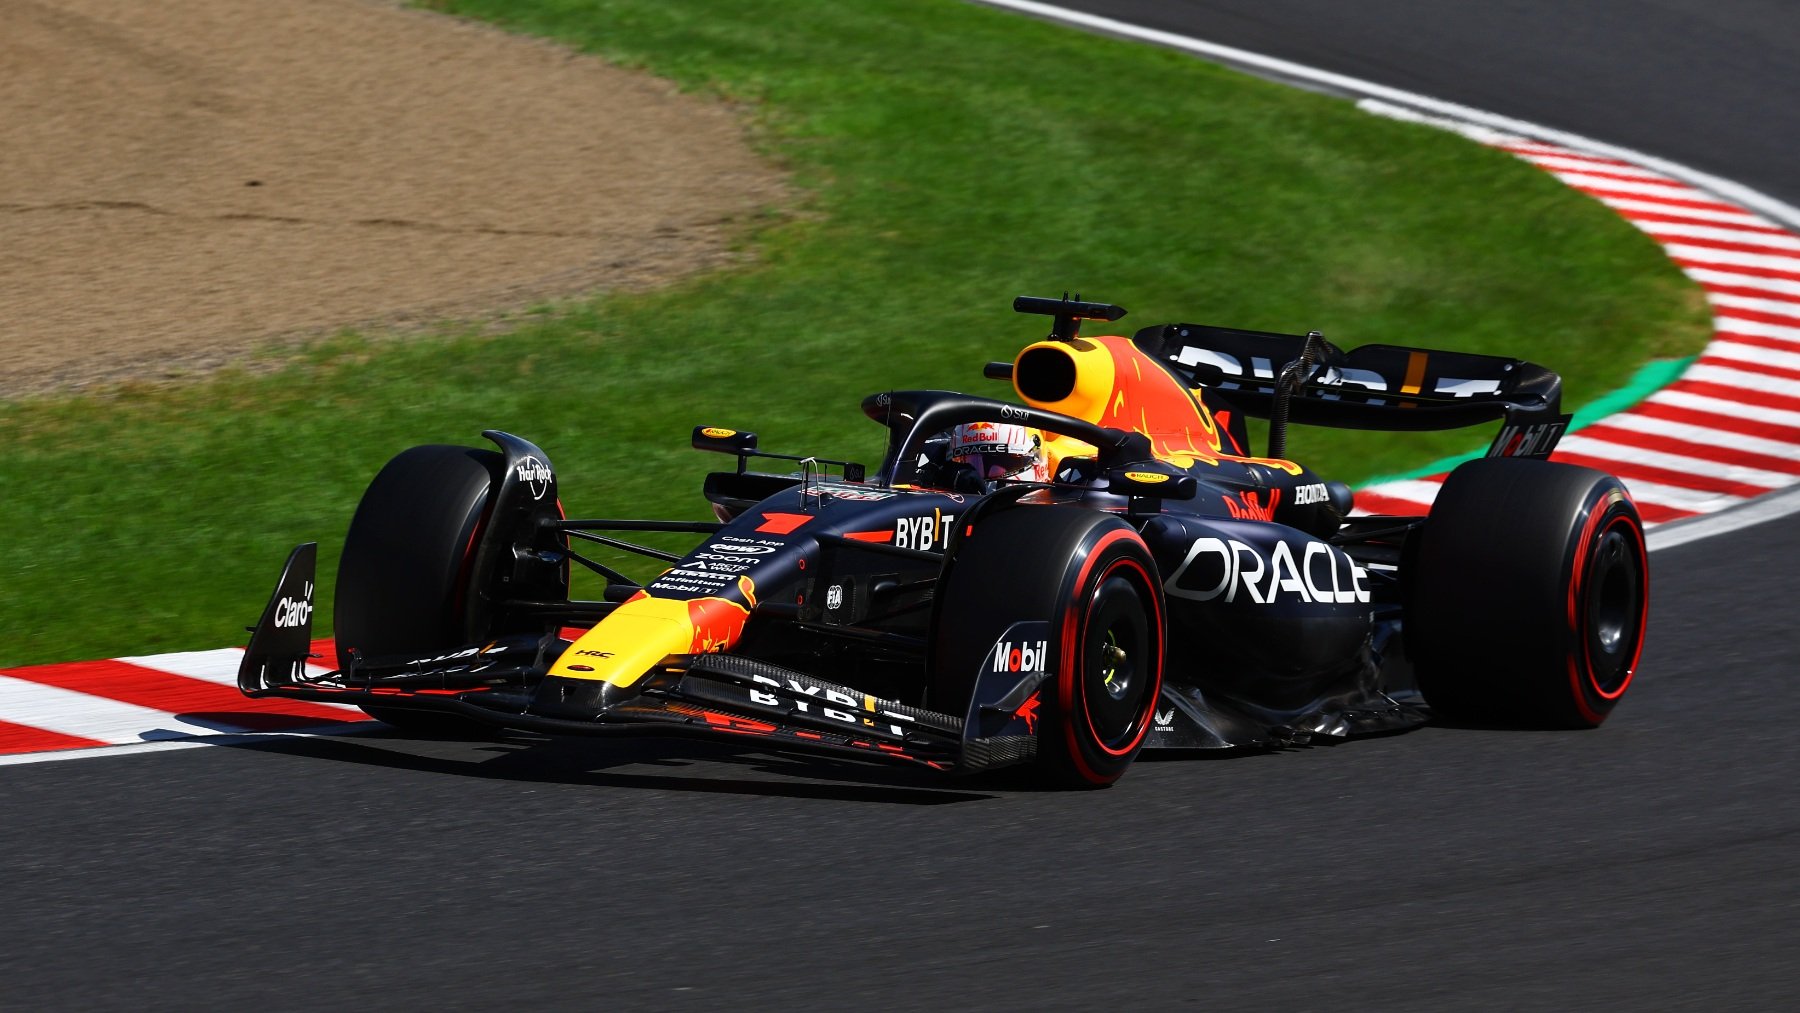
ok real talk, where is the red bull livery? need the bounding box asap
[239,295,1648,787]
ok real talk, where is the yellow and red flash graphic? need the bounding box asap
[551,576,758,687]
[1016,334,1303,475]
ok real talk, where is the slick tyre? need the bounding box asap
[336,445,505,733]
[1409,457,1648,728]
[933,506,1165,788]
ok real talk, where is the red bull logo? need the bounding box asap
[687,596,750,654]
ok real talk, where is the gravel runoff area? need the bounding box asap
[0,0,786,397]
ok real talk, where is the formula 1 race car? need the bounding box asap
[240,295,1649,787]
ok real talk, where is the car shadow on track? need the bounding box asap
[211,728,1003,805]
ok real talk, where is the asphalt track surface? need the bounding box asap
[3,4,1795,1010]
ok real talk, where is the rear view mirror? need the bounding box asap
[1105,464,1197,501]
[692,426,758,455]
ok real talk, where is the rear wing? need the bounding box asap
[1133,322,1570,458]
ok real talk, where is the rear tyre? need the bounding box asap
[932,506,1165,788]
[1409,457,1648,728]
[336,445,506,734]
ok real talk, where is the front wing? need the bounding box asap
[244,645,1054,773]
[237,548,1039,773]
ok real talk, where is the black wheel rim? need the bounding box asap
[1082,574,1152,749]
[1584,518,1643,694]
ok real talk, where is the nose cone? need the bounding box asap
[547,593,752,692]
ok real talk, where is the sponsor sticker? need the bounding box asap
[895,509,955,551]
[1488,420,1568,459]
[1165,536,1370,605]
[515,456,553,501]
[1013,690,1041,734]
[1123,470,1170,484]
[652,574,733,593]
[700,427,737,439]
[802,485,896,502]
[1223,489,1280,521]
[679,560,749,574]
[989,638,1048,674]
[737,673,916,738]
[273,581,314,628]
[695,553,769,566]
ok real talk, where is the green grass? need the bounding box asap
[0,0,1710,666]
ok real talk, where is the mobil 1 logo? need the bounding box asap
[983,620,1054,677]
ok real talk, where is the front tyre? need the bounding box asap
[932,506,1165,788]
[335,444,505,733]
[1409,457,1649,728]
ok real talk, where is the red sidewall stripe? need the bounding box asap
[1564,499,1611,724]
[1080,555,1166,759]
[1590,515,1649,702]
[1564,496,1647,722]
[1058,528,1165,784]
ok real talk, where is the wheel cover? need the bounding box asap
[1080,573,1154,751]
[1581,513,1647,697]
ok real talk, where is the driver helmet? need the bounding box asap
[948,421,1049,482]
